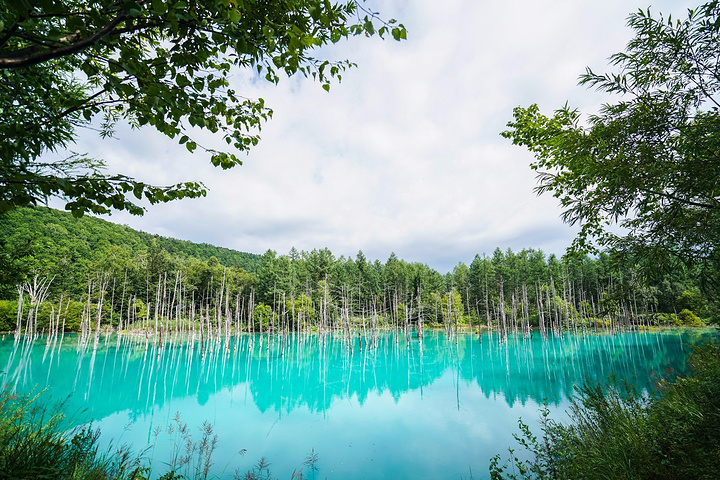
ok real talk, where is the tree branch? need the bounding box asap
[639,187,720,210]
[0,23,20,50]
[0,11,128,69]
[50,94,124,124]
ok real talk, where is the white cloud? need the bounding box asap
[60,0,696,272]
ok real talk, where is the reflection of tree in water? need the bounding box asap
[0,330,712,424]
[460,332,693,407]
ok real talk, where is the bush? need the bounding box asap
[658,310,706,327]
[678,309,705,327]
[491,342,720,480]
[0,301,17,332]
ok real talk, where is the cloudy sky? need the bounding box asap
[57,0,694,273]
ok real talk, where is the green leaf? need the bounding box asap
[151,0,166,14]
[66,15,85,33]
[175,75,191,88]
[228,8,241,23]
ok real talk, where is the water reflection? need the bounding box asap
[0,330,714,479]
[0,330,708,419]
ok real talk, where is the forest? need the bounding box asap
[1,207,716,339]
[3,1,720,479]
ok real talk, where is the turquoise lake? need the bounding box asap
[0,330,715,479]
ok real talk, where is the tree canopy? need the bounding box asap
[2,207,717,332]
[0,0,405,216]
[502,2,720,286]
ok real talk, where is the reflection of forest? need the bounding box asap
[0,330,712,423]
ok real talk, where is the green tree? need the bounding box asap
[255,249,279,305]
[502,2,720,287]
[0,0,405,216]
[287,293,315,328]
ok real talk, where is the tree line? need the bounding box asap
[1,208,715,338]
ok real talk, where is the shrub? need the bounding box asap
[678,309,704,327]
[491,342,720,480]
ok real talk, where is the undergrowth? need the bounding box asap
[490,342,720,479]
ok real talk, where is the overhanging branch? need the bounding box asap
[639,187,720,210]
[0,11,128,69]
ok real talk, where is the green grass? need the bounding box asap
[490,342,720,479]
[0,390,146,479]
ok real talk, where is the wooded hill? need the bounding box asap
[0,207,716,335]
[0,207,260,297]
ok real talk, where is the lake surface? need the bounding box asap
[0,329,714,479]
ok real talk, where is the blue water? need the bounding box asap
[0,329,713,479]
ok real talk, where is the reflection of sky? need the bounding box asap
[97,370,546,480]
[0,330,714,479]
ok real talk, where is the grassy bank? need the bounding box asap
[491,341,720,479]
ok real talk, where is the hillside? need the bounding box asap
[0,207,260,296]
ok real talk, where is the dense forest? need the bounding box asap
[0,207,716,337]
[0,207,260,295]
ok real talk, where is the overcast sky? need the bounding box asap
[55,0,694,273]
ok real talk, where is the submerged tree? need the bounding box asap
[0,0,405,216]
[502,2,720,288]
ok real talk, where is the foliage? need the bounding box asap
[0,239,32,298]
[490,342,720,480]
[678,308,704,326]
[234,449,319,480]
[0,389,146,479]
[252,303,275,330]
[301,448,319,480]
[0,0,406,216]
[0,207,259,293]
[658,308,706,327]
[287,294,316,327]
[0,300,15,331]
[2,207,719,334]
[147,413,218,480]
[236,456,273,480]
[502,2,720,288]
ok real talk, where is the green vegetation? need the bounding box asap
[1,207,717,336]
[0,389,146,479]
[489,341,720,480]
[3,1,718,478]
[0,206,260,295]
[502,2,720,288]
[493,3,720,479]
[0,387,322,479]
[0,1,405,216]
